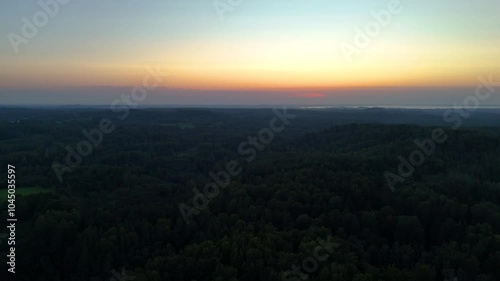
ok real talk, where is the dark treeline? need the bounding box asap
[1,108,500,281]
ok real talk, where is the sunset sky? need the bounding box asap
[1,0,499,105]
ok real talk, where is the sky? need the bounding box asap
[0,0,499,106]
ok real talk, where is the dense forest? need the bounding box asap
[1,107,500,281]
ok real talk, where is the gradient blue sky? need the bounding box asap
[1,0,499,105]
